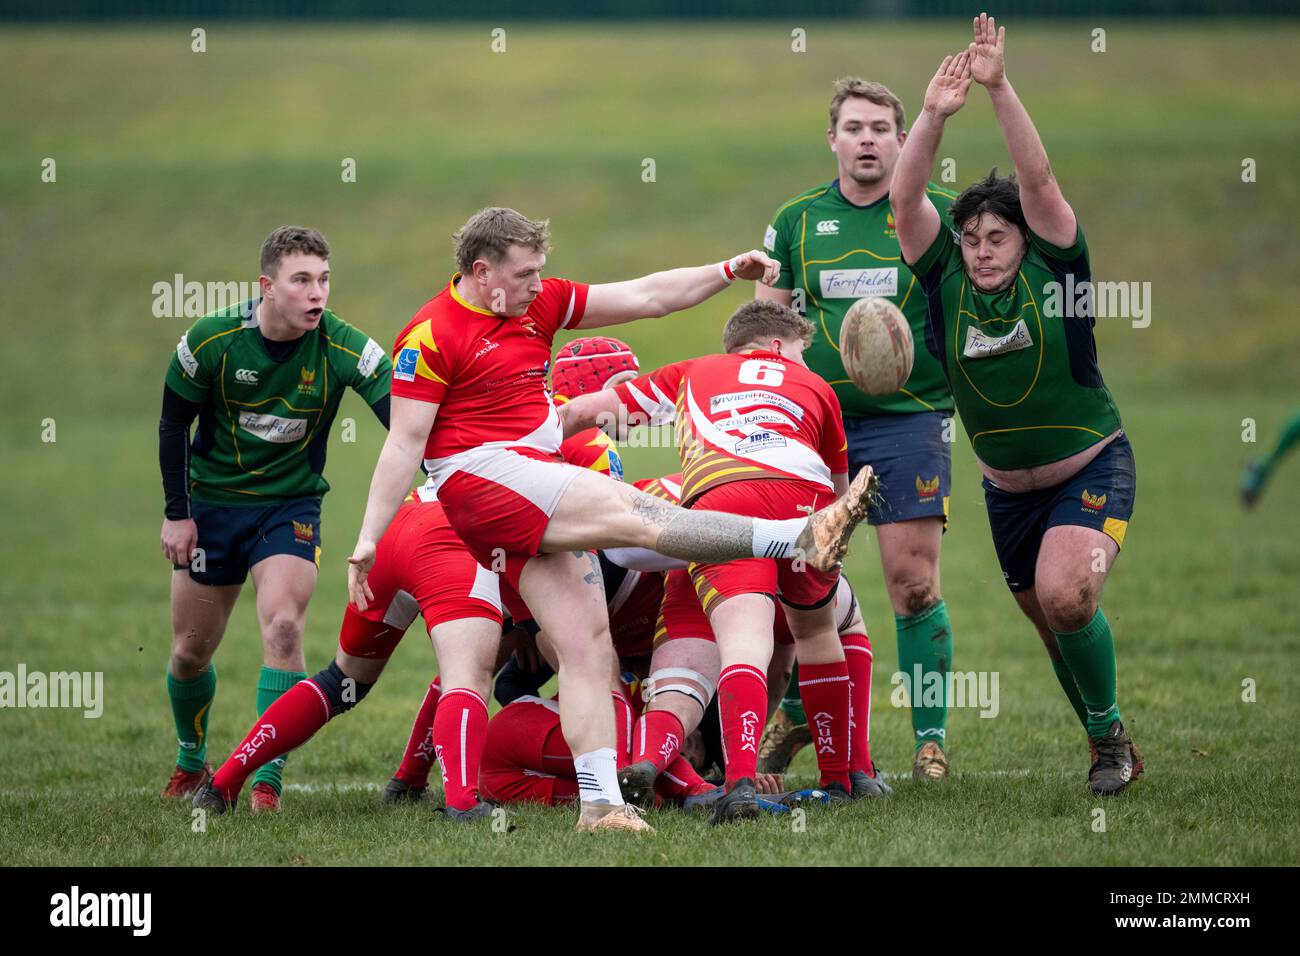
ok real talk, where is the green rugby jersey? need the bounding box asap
[164,301,392,505]
[907,224,1122,471]
[765,179,956,417]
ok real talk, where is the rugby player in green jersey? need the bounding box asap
[755,77,959,785]
[157,227,392,809]
[891,15,1142,795]
[1240,408,1300,507]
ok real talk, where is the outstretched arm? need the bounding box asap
[891,51,972,264]
[581,250,780,329]
[559,390,629,439]
[969,12,1077,247]
[348,395,438,610]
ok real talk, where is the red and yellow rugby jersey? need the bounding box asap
[389,276,588,487]
[614,352,848,506]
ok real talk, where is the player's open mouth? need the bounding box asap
[857,153,877,162]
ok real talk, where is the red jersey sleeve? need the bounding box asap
[818,384,849,474]
[390,316,455,405]
[613,359,693,427]
[528,277,590,338]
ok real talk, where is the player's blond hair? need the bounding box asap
[723,300,815,353]
[260,226,330,277]
[828,77,905,134]
[453,207,551,276]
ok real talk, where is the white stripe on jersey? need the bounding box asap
[684,383,833,489]
[422,403,564,491]
[622,379,678,426]
[560,289,578,329]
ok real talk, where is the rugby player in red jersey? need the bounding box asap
[384,337,643,799]
[191,434,621,820]
[561,299,867,823]
[348,209,877,832]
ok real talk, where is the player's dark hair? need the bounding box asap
[722,299,815,353]
[453,207,551,276]
[260,225,330,277]
[949,168,1029,239]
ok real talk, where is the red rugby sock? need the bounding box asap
[840,633,875,774]
[612,691,635,769]
[655,754,714,804]
[634,710,686,772]
[395,677,441,787]
[718,664,767,788]
[798,660,852,790]
[211,679,330,801]
[433,687,489,811]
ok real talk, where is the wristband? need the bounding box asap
[719,258,737,283]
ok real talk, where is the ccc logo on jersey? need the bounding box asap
[816,219,840,235]
[234,368,259,385]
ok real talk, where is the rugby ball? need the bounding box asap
[838,296,914,396]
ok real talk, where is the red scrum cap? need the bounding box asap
[551,336,640,402]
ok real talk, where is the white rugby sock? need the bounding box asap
[574,748,624,805]
[751,517,807,559]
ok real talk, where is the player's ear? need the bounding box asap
[258,274,273,298]
[897,128,907,147]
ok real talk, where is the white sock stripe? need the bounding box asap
[720,664,767,684]
[301,679,331,722]
[662,771,686,786]
[441,687,488,709]
[843,645,873,658]
[798,674,850,687]
[458,706,469,786]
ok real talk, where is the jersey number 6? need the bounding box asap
[738,359,785,387]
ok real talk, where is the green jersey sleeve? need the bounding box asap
[764,206,795,292]
[164,313,237,403]
[324,317,392,407]
[909,220,959,285]
[1028,224,1088,269]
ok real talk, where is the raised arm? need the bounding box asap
[348,395,438,609]
[559,390,628,439]
[581,250,779,329]
[891,51,972,264]
[968,13,1076,247]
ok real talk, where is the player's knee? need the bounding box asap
[309,661,374,718]
[169,639,212,675]
[262,615,304,657]
[1040,585,1096,634]
[891,577,938,616]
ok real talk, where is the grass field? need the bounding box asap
[1,22,1298,866]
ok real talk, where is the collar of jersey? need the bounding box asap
[447,274,500,317]
[831,178,889,211]
[739,349,784,360]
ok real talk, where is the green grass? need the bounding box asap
[1,22,1299,866]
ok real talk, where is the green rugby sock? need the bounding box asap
[1052,608,1121,740]
[250,666,307,793]
[896,600,952,751]
[1049,656,1089,732]
[167,667,216,772]
[778,662,805,724]
[1256,409,1300,484]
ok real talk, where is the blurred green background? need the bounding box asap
[1,22,1298,864]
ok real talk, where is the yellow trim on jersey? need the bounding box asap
[448,275,497,316]
[224,396,323,413]
[898,387,937,412]
[323,333,362,363]
[804,247,900,265]
[775,188,829,218]
[969,423,1107,445]
[190,324,243,356]
[1103,517,1128,548]
[954,271,1045,408]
